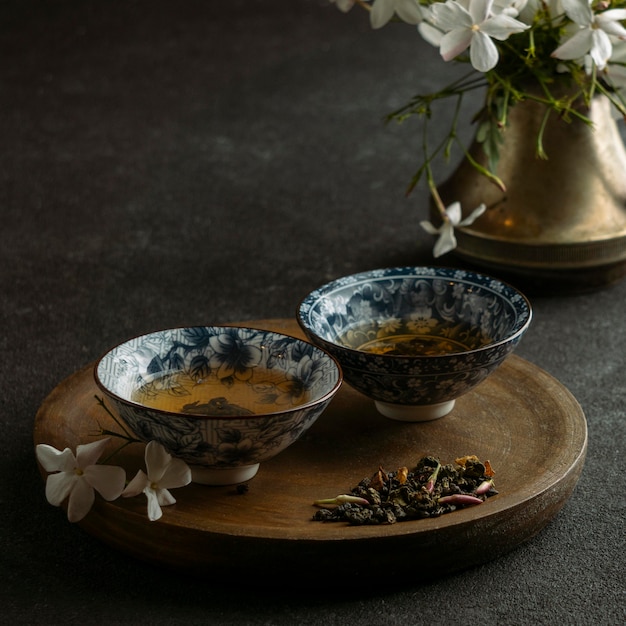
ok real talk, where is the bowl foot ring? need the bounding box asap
[191,463,260,485]
[374,399,456,422]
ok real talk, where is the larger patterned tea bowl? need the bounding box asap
[95,326,342,485]
[297,267,532,422]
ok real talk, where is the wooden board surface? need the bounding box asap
[33,319,587,588]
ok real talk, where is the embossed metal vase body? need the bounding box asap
[437,92,626,290]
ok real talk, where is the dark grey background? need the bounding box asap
[2,1,624,624]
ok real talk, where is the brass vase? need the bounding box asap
[437,91,626,291]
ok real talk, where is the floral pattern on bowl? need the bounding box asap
[95,326,342,483]
[297,267,532,421]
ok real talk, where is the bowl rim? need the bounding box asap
[93,325,344,421]
[296,266,533,360]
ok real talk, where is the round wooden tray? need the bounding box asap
[33,319,587,587]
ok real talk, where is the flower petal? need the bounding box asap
[333,0,355,12]
[122,469,149,497]
[370,0,396,29]
[84,464,126,501]
[480,14,529,40]
[75,438,109,469]
[599,8,626,22]
[159,457,192,490]
[458,203,487,226]
[156,488,177,507]
[396,0,424,24]
[598,18,626,40]
[144,440,172,483]
[469,0,493,24]
[45,471,77,506]
[145,488,163,521]
[418,21,444,47]
[66,478,95,522]
[431,1,473,31]
[36,444,76,473]
[470,30,500,71]
[440,28,474,61]
[494,0,528,18]
[561,0,593,26]
[420,220,442,235]
[433,222,457,257]
[445,201,462,225]
[552,29,593,60]
[590,28,612,68]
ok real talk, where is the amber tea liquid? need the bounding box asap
[132,370,309,416]
[355,334,470,356]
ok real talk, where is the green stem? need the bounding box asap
[595,80,626,117]
[521,92,593,126]
[456,138,507,192]
[427,173,448,220]
[387,71,487,122]
[535,106,552,160]
[444,90,465,160]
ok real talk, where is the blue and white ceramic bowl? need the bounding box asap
[297,267,532,422]
[95,326,342,485]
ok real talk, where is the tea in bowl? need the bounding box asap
[297,267,531,421]
[95,326,342,484]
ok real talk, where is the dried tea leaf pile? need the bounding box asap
[313,455,497,525]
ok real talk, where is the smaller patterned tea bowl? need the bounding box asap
[297,267,532,422]
[95,326,342,485]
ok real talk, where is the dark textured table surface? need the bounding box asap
[2,1,624,624]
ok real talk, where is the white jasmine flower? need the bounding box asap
[122,441,192,521]
[426,0,530,72]
[421,202,486,257]
[552,0,626,70]
[370,0,423,28]
[36,438,126,522]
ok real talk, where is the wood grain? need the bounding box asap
[33,319,587,588]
